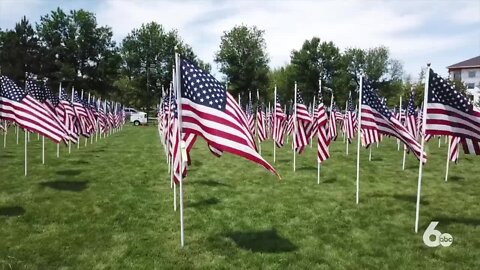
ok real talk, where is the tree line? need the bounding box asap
[0,8,465,113]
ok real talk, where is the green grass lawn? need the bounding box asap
[1,126,479,269]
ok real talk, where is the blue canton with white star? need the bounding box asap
[428,69,473,113]
[181,59,227,111]
[362,78,393,118]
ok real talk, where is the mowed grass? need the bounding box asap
[0,125,479,269]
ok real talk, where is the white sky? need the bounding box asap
[1,0,479,78]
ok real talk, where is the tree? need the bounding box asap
[120,22,206,111]
[36,8,121,95]
[290,37,342,105]
[215,25,269,99]
[0,17,41,82]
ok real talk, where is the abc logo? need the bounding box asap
[423,221,453,247]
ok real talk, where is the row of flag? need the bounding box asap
[156,57,479,245]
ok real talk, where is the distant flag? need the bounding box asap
[179,57,278,176]
[345,92,356,143]
[405,89,418,139]
[425,68,480,155]
[273,94,286,147]
[361,78,426,161]
[328,101,338,142]
[294,90,311,154]
[256,102,267,142]
[316,90,330,162]
[0,76,68,142]
[449,136,460,163]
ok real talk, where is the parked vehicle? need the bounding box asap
[124,107,138,119]
[130,111,148,126]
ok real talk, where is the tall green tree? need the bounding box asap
[215,25,269,99]
[0,17,41,82]
[290,37,342,105]
[120,22,206,110]
[36,8,121,95]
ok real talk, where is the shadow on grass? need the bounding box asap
[193,160,203,166]
[393,194,429,205]
[449,175,465,182]
[40,180,88,192]
[192,180,230,187]
[56,169,82,176]
[434,216,480,227]
[297,165,317,171]
[371,157,383,161]
[322,177,337,184]
[91,148,105,153]
[0,206,25,217]
[189,197,219,208]
[226,229,297,253]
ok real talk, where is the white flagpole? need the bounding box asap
[397,96,402,151]
[24,129,27,176]
[438,136,441,148]
[3,120,6,148]
[70,87,75,154]
[293,82,297,172]
[317,79,322,184]
[175,51,185,247]
[402,147,407,170]
[24,76,28,176]
[368,147,372,161]
[415,64,430,233]
[356,77,363,204]
[78,90,83,149]
[273,85,277,163]
[445,136,451,182]
[16,125,19,144]
[311,94,315,148]
[57,82,61,157]
[85,93,90,147]
[42,135,45,164]
[256,89,261,155]
[346,93,350,155]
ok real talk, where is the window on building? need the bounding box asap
[453,71,461,80]
[468,71,476,78]
[466,83,475,89]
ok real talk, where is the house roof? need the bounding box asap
[447,55,480,69]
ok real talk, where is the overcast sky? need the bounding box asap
[1,0,479,78]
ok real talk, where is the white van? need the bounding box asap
[130,111,148,126]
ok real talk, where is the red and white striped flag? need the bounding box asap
[256,103,267,142]
[179,58,278,177]
[294,90,311,154]
[316,91,330,162]
[361,78,426,161]
[273,95,286,147]
[345,92,357,143]
[425,68,480,156]
[0,76,68,142]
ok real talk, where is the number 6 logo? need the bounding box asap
[423,221,453,247]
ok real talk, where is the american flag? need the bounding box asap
[425,68,480,156]
[25,79,79,142]
[0,76,68,142]
[361,78,426,161]
[179,58,278,176]
[285,102,294,136]
[256,103,267,142]
[246,98,255,136]
[166,94,186,183]
[316,90,330,162]
[72,90,93,136]
[294,90,311,154]
[405,90,418,139]
[58,88,80,139]
[449,136,460,163]
[344,92,356,143]
[273,95,286,147]
[328,101,338,142]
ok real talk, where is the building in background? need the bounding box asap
[447,56,480,104]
